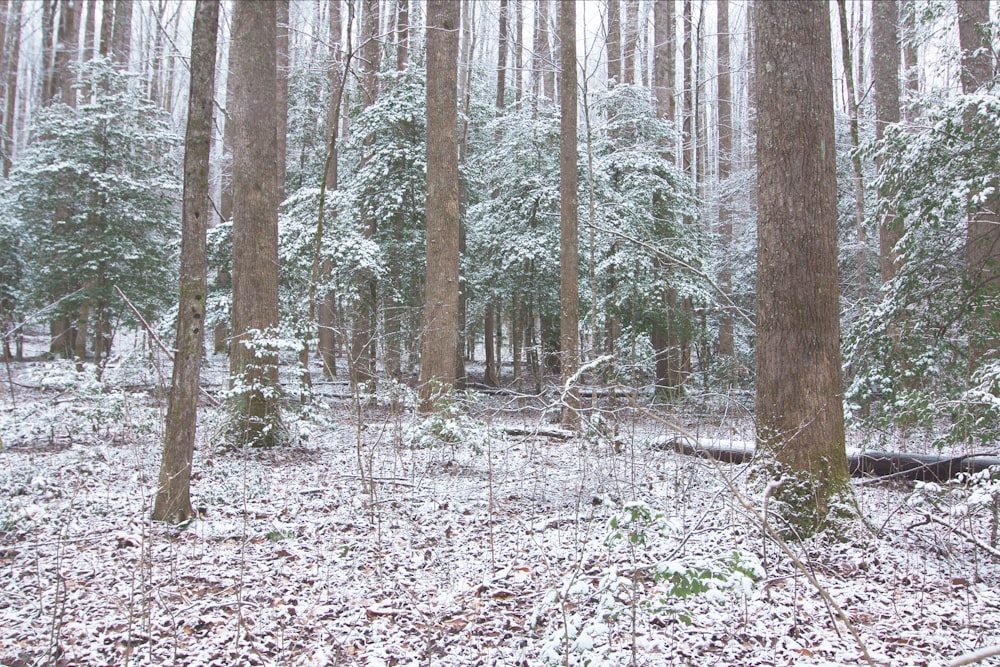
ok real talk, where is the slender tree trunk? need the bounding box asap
[54,0,78,106]
[874,0,901,285]
[418,0,460,410]
[837,0,867,302]
[958,0,1000,370]
[512,0,522,106]
[83,0,96,60]
[41,0,55,104]
[902,0,920,118]
[2,0,22,179]
[229,0,281,447]
[484,302,497,385]
[559,0,578,427]
[716,0,734,362]
[396,0,408,71]
[350,0,380,393]
[153,0,218,522]
[754,0,850,537]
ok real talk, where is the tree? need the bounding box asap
[754,0,851,536]
[418,0,460,410]
[958,0,999,370]
[153,0,219,523]
[559,0,579,427]
[228,0,281,447]
[12,58,178,362]
[606,0,621,84]
[716,0,734,362]
[874,0,901,285]
[111,0,132,68]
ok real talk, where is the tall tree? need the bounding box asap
[754,0,850,535]
[622,0,639,84]
[317,0,344,378]
[559,0,578,427]
[837,0,868,301]
[41,0,55,104]
[350,0,381,392]
[2,0,22,179]
[716,0,734,361]
[83,0,96,59]
[99,0,112,56]
[111,0,132,68]
[395,0,408,71]
[874,0,901,285]
[958,0,999,370]
[153,0,219,523]
[229,0,281,446]
[53,0,78,107]
[606,0,621,84]
[418,0,460,410]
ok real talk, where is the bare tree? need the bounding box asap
[418,0,460,410]
[229,0,281,446]
[754,0,851,536]
[153,0,219,522]
[559,0,578,427]
[958,0,1000,369]
[874,0,901,285]
[716,0,734,361]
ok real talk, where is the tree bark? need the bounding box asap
[754,0,851,536]
[3,0,22,179]
[99,0,113,57]
[622,0,639,84]
[275,0,289,204]
[395,0,408,71]
[153,0,218,522]
[418,0,461,411]
[558,0,579,427]
[229,0,281,447]
[83,0,96,60]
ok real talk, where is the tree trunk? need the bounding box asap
[484,302,497,385]
[874,0,901,285]
[350,0,381,393]
[83,0,96,60]
[229,0,281,447]
[55,0,78,105]
[3,0,22,179]
[622,0,638,84]
[418,0,460,411]
[754,0,851,537]
[958,0,1000,371]
[153,0,218,522]
[837,0,868,303]
[512,0,522,106]
[716,0,734,361]
[902,0,920,118]
[275,0,289,203]
[558,0,578,426]
[99,0,113,57]
[607,0,621,84]
[41,0,55,103]
[112,0,132,68]
[396,0,408,71]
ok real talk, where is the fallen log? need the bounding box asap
[652,436,1000,482]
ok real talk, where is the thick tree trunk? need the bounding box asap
[558,0,578,427]
[3,0,22,179]
[229,0,281,447]
[99,0,113,57]
[418,0,461,411]
[396,0,408,71]
[754,0,850,536]
[622,0,638,84]
[153,0,218,522]
[83,0,96,60]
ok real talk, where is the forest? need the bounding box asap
[1,0,1000,665]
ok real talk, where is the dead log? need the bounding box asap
[652,436,1000,482]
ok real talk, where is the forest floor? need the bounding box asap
[1,341,1000,666]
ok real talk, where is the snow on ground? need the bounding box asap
[2,354,1000,666]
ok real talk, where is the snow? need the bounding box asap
[2,355,1000,666]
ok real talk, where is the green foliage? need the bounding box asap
[845,92,1000,448]
[7,58,180,338]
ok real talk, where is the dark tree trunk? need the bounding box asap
[716,0,733,361]
[606,0,621,84]
[111,0,132,68]
[754,0,851,536]
[153,0,218,522]
[99,0,113,57]
[418,0,460,410]
[558,0,578,426]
